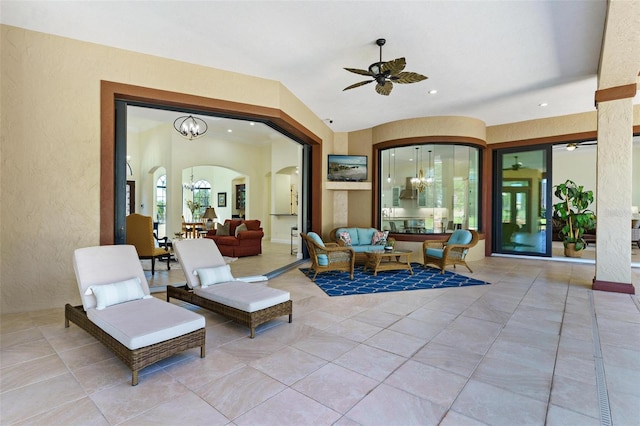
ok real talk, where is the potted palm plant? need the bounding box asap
[552,179,596,257]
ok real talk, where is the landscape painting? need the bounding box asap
[327,155,368,182]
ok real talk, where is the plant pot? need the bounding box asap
[564,243,584,258]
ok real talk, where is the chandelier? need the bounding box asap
[410,147,432,193]
[174,115,208,140]
[183,168,196,191]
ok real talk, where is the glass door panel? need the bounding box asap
[494,148,551,256]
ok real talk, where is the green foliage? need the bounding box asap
[553,179,595,251]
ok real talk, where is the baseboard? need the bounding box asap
[592,279,636,294]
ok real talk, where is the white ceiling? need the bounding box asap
[4,0,633,136]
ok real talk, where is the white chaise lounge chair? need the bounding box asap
[65,245,206,385]
[167,238,292,338]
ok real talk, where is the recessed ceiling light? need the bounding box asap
[428,90,438,94]
[539,102,548,107]
[249,122,255,126]
[227,129,233,133]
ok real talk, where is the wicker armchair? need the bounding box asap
[422,229,479,274]
[300,232,356,281]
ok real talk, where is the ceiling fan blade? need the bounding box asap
[381,58,406,76]
[391,72,428,84]
[375,81,393,96]
[343,79,374,91]
[344,67,372,76]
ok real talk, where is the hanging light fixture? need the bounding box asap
[426,150,434,184]
[183,168,196,191]
[411,147,428,192]
[173,115,208,140]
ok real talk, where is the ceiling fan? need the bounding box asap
[343,38,428,96]
[504,156,525,171]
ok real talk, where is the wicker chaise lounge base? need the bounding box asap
[65,304,206,386]
[167,285,292,338]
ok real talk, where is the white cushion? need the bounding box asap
[174,239,227,289]
[86,277,149,310]
[195,264,234,287]
[87,297,205,350]
[194,281,290,313]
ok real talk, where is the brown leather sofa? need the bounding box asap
[204,219,264,257]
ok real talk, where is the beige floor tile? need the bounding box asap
[292,363,378,414]
[430,316,503,356]
[14,397,109,426]
[439,410,490,426]
[609,388,640,426]
[292,330,358,361]
[218,332,287,363]
[388,316,449,340]
[334,343,406,381]
[89,371,191,424]
[345,383,447,425]
[120,392,229,425]
[549,375,600,419]
[39,322,100,352]
[364,328,426,357]
[164,348,246,390]
[604,364,640,397]
[72,357,134,394]
[472,355,552,402]
[0,373,87,425]
[601,343,640,371]
[412,341,483,378]
[452,380,548,426]
[0,336,56,368]
[385,359,467,407]
[545,403,599,426]
[197,366,286,419]
[57,341,116,371]
[0,327,43,349]
[351,308,402,328]
[235,388,341,426]
[295,309,345,331]
[323,318,383,342]
[485,338,557,374]
[0,353,69,393]
[250,345,326,385]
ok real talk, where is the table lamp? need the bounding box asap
[203,207,218,230]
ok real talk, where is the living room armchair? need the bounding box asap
[423,229,479,274]
[126,213,171,274]
[300,232,355,281]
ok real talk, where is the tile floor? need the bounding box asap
[1,243,639,425]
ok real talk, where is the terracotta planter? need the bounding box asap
[564,243,584,258]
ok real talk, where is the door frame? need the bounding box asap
[101,81,323,246]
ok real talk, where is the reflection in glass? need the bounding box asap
[380,145,479,234]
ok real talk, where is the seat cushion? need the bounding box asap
[87,297,205,350]
[448,230,472,245]
[194,281,290,312]
[426,248,444,259]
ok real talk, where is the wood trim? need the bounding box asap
[100,81,322,245]
[595,83,638,106]
[592,279,636,294]
[488,131,598,150]
[374,135,487,150]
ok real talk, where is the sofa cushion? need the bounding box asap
[357,228,376,246]
[307,232,328,266]
[194,281,290,313]
[338,231,352,246]
[216,222,230,236]
[244,220,261,231]
[351,245,384,253]
[226,219,243,236]
[335,228,359,245]
[235,223,248,237]
[426,248,444,259]
[87,297,205,350]
[209,235,239,246]
[371,230,388,245]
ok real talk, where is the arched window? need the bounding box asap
[192,180,211,219]
[156,175,167,224]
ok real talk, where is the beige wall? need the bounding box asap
[0,25,332,313]
[1,24,638,313]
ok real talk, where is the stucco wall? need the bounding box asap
[0,25,331,313]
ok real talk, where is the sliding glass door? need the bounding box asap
[493,147,552,256]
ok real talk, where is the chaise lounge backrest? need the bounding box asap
[174,238,227,289]
[73,245,150,311]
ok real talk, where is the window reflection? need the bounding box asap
[380,145,479,234]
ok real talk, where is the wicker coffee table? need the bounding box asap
[363,249,414,276]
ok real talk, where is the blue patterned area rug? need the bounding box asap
[300,263,490,296]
